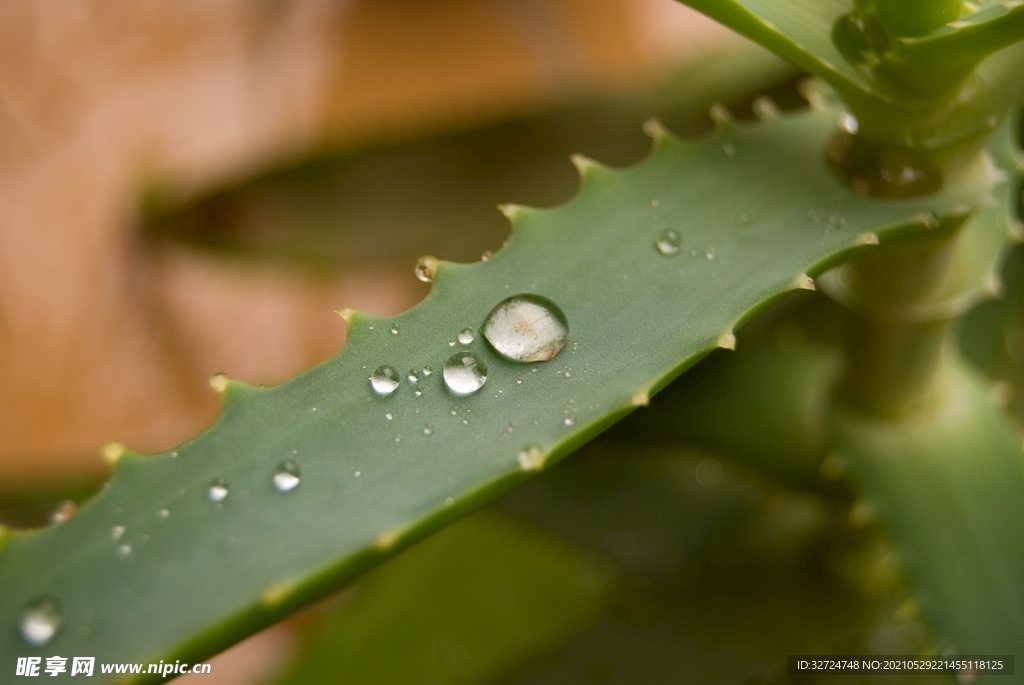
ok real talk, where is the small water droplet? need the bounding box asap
[462,419,469,425]
[423,424,433,436]
[655,229,681,256]
[391,325,400,335]
[110,525,126,541]
[273,461,301,492]
[481,250,493,262]
[370,366,400,395]
[385,412,393,421]
[413,388,423,398]
[723,143,736,157]
[448,339,456,347]
[445,497,454,506]
[414,256,438,283]
[695,459,723,488]
[482,294,569,363]
[19,598,62,646]
[443,353,488,395]
[354,471,361,477]
[564,417,575,426]
[836,112,858,135]
[705,247,716,261]
[408,369,420,383]
[516,378,523,385]
[208,479,229,503]
[158,509,170,520]
[651,199,660,208]
[458,328,475,345]
[422,366,432,376]
[170,451,178,458]
[117,544,132,559]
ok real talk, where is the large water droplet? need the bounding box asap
[482,294,569,363]
[655,229,681,256]
[19,598,62,647]
[208,478,229,503]
[458,328,475,345]
[443,353,488,395]
[273,461,301,492]
[414,256,438,283]
[370,366,400,395]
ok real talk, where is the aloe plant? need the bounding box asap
[3,0,1024,682]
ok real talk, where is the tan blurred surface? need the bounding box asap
[0,0,734,490]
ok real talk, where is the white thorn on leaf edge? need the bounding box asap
[717,332,736,350]
[794,274,816,291]
[857,232,879,246]
[631,390,650,407]
[102,442,126,463]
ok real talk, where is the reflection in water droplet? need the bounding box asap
[273,461,301,492]
[370,366,400,396]
[19,598,62,646]
[391,325,400,335]
[117,544,132,559]
[705,247,716,261]
[655,229,681,256]
[443,353,488,395]
[408,369,420,383]
[458,328,475,345]
[385,412,393,421]
[413,388,423,398]
[448,339,456,347]
[111,525,126,541]
[423,424,433,436]
[158,509,170,520]
[422,366,432,377]
[482,294,569,363]
[414,256,438,283]
[208,479,229,503]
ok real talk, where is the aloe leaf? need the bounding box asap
[831,361,1024,654]
[0,99,997,678]
[273,510,612,685]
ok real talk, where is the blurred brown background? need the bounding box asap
[0,2,765,681]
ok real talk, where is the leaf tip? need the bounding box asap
[708,103,733,126]
[209,372,229,393]
[102,441,126,464]
[752,96,779,121]
[517,444,546,472]
[793,274,816,291]
[335,307,355,323]
[570,154,598,177]
[717,332,736,350]
[497,203,522,220]
[642,117,669,142]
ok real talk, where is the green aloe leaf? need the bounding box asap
[0,96,998,680]
[273,510,612,685]
[831,360,1024,654]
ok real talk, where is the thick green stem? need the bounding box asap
[822,222,969,415]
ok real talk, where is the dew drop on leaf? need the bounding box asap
[414,256,438,283]
[370,366,400,395]
[423,424,433,436]
[422,366,432,377]
[157,509,170,520]
[443,353,488,395]
[458,328,475,345]
[117,544,132,559]
[273,461,301,492]
[408,369,420,383]
[482,294,569,363]
[19,597,62,647]
[110,525,126,541]
[655,229,681,256]
[208,479,229,503]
